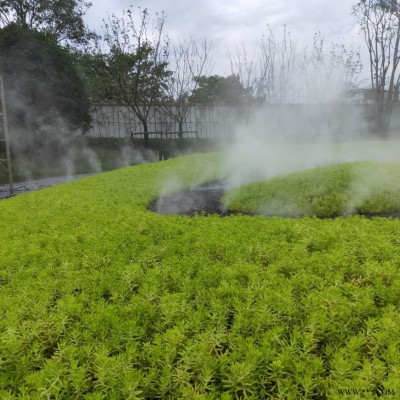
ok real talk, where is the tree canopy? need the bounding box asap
[190,75,252,106]
[0,0,93,45]
[0,23,91,136]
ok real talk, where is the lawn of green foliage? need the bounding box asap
[223,161,400,218]
[1,153,400,399]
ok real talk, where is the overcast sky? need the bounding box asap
[84,0,365,76]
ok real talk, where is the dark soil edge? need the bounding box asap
[148,181,400,219]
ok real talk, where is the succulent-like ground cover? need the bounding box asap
[1,153,400,399]
[223,161,400,218]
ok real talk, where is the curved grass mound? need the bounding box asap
[223,161,400,218]
[1,153,400,398]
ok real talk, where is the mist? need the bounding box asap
[156,60,400,217]
[0,24,159,187]
[2,87,157,183]
[215,27,400,215]
[3,20,400,214]
[220,104,400,189]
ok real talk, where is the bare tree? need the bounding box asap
[260,25,297,103]
[353,0,400,132]
[229,43,262,100]
[300,32,363,103]
[101,7,170,143]
[162,37,212,138]
[229,25,297,103]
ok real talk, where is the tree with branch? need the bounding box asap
[300,32,362,103]
[353,0,400,132]
[0,0,93,45]
[162,37,212,138]
[229,25,297,104]
[101,7,171,143]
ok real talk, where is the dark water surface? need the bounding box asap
[0,174,93,200]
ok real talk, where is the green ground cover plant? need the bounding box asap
[1,153,400,398]
[223,161,400,218]
[0,137,221,185]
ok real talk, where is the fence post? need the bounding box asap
[0,75,14,196]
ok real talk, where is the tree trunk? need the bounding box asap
[369,103,392,136]
[142,120,149,145]
[382,104,393,136]
[178,121,184,139]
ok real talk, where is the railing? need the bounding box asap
[86,104,241,139]
[85,102,400,139]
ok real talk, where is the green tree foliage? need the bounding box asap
[0,0,93,45]
[74,51,114,102]
[190,74,252,106]
[0,24,91,136]
[101,7,171,143]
